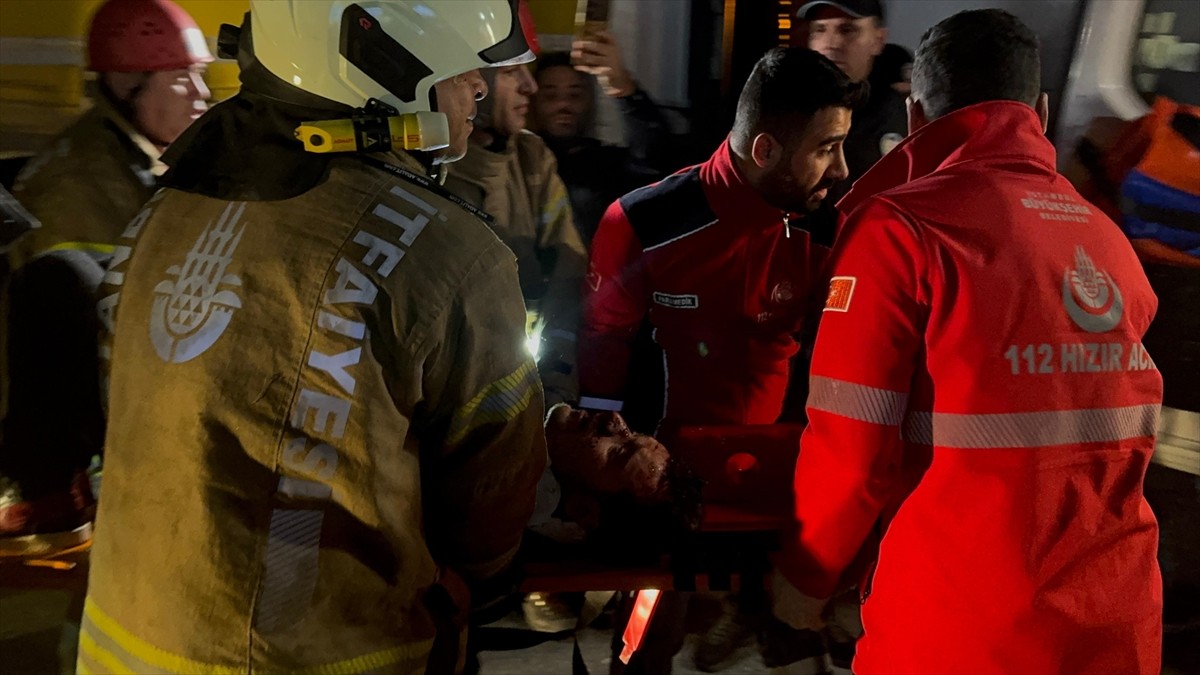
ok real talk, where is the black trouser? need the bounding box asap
[1,251,105,499]
[1144,462,1200,623]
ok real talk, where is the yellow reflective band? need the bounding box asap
[79,628,136,674]
[75,648,101,675]
[293,640,434,675]
[43,241,117,257]
[541,186,570,226]
[447,360,539,446]
[83,597,433,674]
[83,599,241,675]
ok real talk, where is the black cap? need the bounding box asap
[797,0,885,22]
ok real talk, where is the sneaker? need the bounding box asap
[522,592,578,633]
[694,595,756,672]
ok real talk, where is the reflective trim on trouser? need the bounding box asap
[77,597,434,674]
[810,376,1160,448]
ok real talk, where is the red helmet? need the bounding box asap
[87,0,214,72]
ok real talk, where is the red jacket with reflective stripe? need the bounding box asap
[578,140,835,429]
[784,102,1163,675]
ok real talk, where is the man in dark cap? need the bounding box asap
[799,0,907,200]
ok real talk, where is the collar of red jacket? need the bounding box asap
[700,137,800,225]
[838,100,1056,214]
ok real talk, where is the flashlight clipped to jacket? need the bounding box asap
[296,109,449,154]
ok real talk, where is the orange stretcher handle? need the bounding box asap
[619,589,662,664]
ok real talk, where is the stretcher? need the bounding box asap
[0,424,804,670]
[514,424,803,664]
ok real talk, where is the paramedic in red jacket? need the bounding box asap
[579,48,861,433]
[774,10,1164,674]
[579,48,864,674]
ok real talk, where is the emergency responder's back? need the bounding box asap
[814,10,1163,673]
[871,109,1160,411]
[88,150,542,673]
[80,3,546,673]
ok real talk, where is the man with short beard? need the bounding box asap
[445,3,587,408]
[577,47,864,674]
[800,0,907,202]
[530,35,675,246]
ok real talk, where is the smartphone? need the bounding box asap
[574,0,610,41]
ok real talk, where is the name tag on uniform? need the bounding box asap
[653,292,699,309]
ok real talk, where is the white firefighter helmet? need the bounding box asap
[248,0,536,114]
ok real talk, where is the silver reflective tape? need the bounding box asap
[808,376,909,426]
[903,404,1160,449]
[579,396,623,412]
[78,619,147,673]
[254,509,323,634]
[903,410,934,445]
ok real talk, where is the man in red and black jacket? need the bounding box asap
[580,49,860,435]
[578,48,864,674]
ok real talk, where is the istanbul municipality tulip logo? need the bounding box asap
[150,203,246,363]
[1063,245,1123,333]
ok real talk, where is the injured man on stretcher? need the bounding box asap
[530,404,703,546]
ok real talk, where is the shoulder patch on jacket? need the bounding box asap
[618,167,718,251]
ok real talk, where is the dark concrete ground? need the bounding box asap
[2,463,1196,674]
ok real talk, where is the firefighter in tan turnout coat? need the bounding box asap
[445,36,588,406]
[79,2,546,673]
